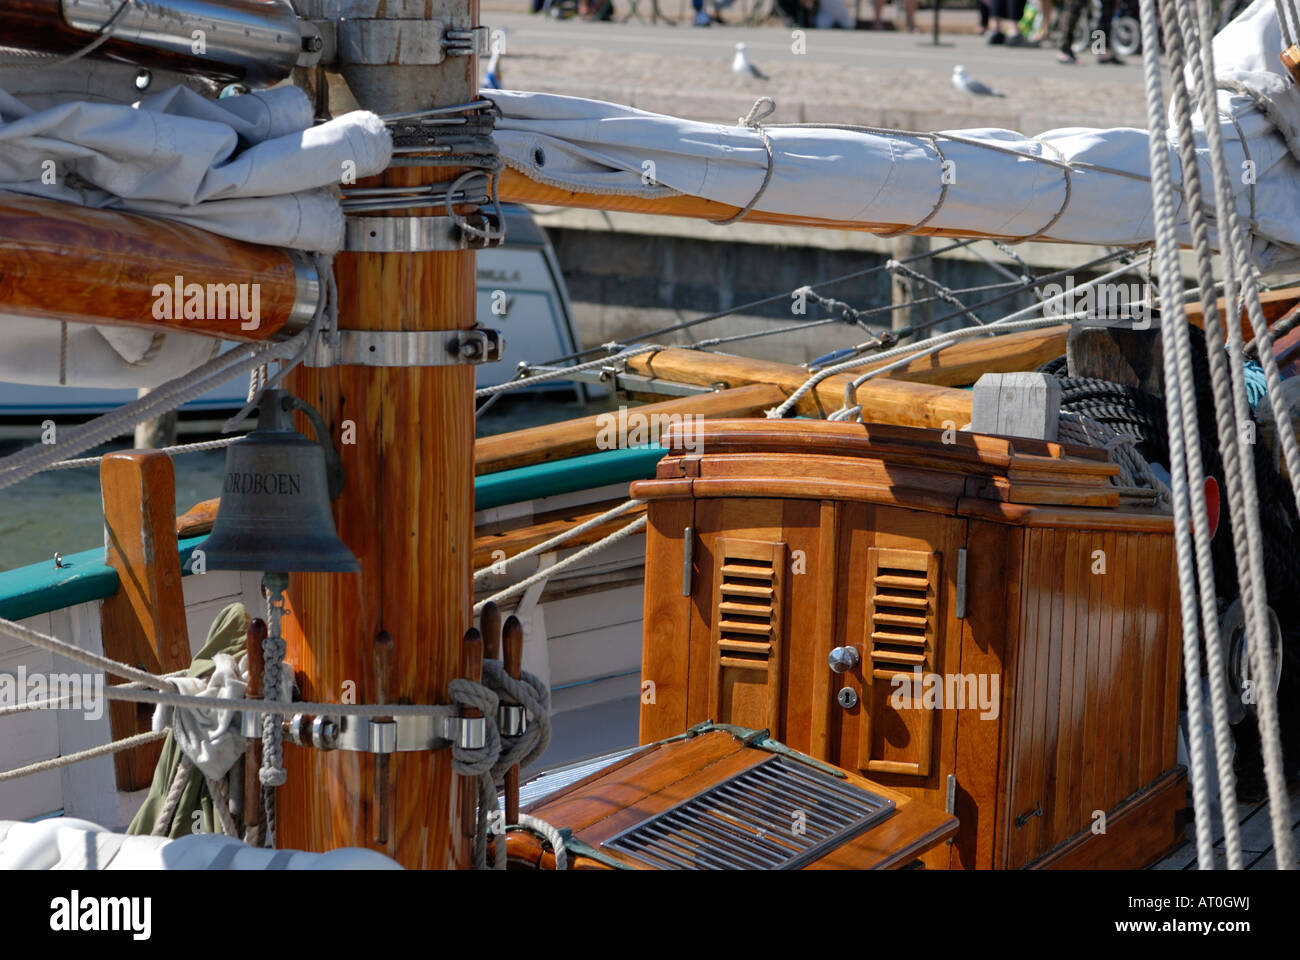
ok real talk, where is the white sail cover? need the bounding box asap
[0,84,390,388]
[0,817,402,869]
[0,83,390,253]
[488,0,1300,274]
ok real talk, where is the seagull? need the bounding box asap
[733,43,769,81]
[952,64,1005,98]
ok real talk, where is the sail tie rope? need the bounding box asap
[710,98,777,227]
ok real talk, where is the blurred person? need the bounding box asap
[977,0,992,34]
[1028,0,1053,42]
[775,0,818,26]
[1058,0,1122,62]
[817,0,854,27]
[873,0,919,31]
[987,0,1030,43]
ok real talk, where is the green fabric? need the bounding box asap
[126,602,250,837]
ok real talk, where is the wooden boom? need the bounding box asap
[501,168,1038,242]
[0,193,308,341]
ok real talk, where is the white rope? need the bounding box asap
[0,729,165,783]
[1139,0,1219,871]
[152,755,194,836]
[473,515,647,616]
[473,499,645,584]
[259,583,288,793]
[1171,0,1294,867]
[516,813,568,870]
[48,437,239,470]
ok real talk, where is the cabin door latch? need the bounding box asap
[1015,803,1043,828]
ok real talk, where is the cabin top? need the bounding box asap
[632,419,1172,533]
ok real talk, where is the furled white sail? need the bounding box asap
[0,84,390,253]
[0,84,390,389]
[488,0,1300,273]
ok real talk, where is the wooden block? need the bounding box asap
[100,450,191,791]
[1066,325,1164,396]
[971,372,1061,441]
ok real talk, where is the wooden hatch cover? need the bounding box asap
[521,724,957,869]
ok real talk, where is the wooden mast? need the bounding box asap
[278,0,480,868]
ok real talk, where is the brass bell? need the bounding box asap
[202,389,360,573]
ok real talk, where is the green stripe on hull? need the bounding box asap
[0,446,664,619]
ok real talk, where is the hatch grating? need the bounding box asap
[603,755,895,870]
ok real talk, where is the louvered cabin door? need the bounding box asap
[860,546,941,777]
[708,537,786,733]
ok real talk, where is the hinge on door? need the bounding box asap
[945,773,957,844]
[955,548,968,619]
[682,526,694,596]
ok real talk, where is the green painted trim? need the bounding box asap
[0,536,209,622]
[1,445,666,619]
[475,445,665,511]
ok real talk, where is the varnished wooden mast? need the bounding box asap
[278,0,480,867]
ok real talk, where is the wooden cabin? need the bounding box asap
[633,419,1186,869]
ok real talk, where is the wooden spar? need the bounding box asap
[497,169,1013,240]
[475,383,786,475]
[276,1,479,867]
[623,348,975,425]
[0,193,306,341]
[502,615,523,825]
[856,326,1070,387]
